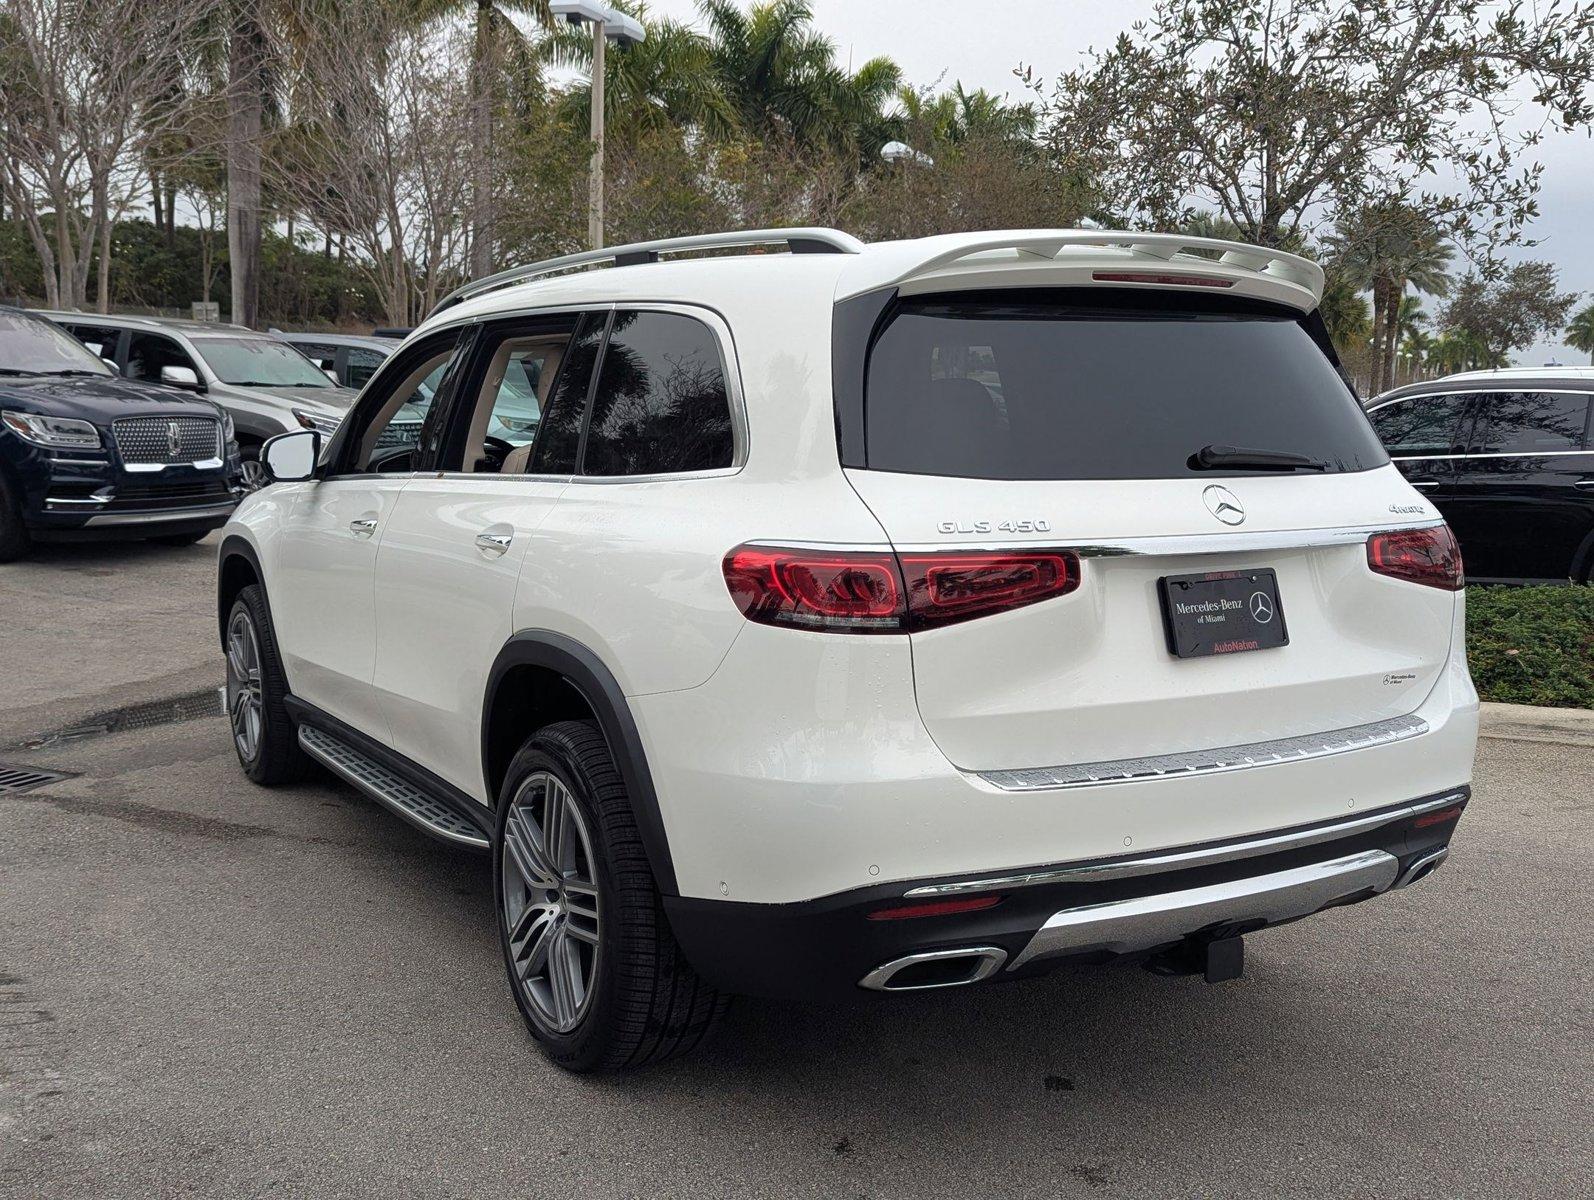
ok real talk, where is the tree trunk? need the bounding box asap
[97,203,114,314]
[1383,281,1404,391]
[468,1,494,280]
[151,167,164,230]
[227,7,266,329]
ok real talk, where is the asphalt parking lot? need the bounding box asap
[1,537,1591,1198]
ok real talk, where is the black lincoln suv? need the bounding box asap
[0,307,243,561]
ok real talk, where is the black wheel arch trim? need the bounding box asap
[217,533,266,650]
[484,630,678,896]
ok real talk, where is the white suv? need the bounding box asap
[217,228,1478,1072]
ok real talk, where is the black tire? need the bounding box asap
[0,469,32,563]
[225,584,313,785]
[149,530,209,547]
[494,720,727,1072]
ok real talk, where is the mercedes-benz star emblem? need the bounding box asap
[167,420,182,457]
[1249,590,1274,623]
[1203,484,1246,526]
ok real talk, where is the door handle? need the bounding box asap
[1574,480,1594,491]
[475,531,513,556]
[349,517,377,537]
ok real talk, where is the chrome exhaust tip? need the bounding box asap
[859,946,1008,992]
[1394,845,1449,890]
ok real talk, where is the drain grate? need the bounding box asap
[0,765,70,795]
[14,686,224,751]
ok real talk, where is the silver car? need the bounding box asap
[36,312,356,488]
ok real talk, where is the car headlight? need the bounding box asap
[221,409,236,444]
[1,409,102,449]
[292,407,340,437]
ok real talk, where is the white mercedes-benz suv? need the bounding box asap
[217,228,1477,1072]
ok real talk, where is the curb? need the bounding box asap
[1478,700,1594,748]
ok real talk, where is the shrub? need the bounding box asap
[1466,585,1594,709]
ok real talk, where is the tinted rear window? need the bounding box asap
[862,295,1386,480]
[1472,392,1591,454]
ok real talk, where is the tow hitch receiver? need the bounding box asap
[1203,935,1244,983]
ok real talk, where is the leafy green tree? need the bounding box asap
[1029,0,1594,254]
[1440,262,1579,367]
[1567,303,1594,365]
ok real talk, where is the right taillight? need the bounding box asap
[722,544,1081,633]
[1367,525,1464,590]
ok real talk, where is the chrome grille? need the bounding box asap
[375,419,424,449]
[113,416,221,464]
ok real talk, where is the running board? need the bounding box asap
[297,724,489,849]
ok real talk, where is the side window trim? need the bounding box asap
[432,310,588,475]
[571,303,748,482]
[572,310,616,475]
[322,327,469,478]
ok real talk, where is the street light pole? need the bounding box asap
[589,19,605,249]
[551,2,643,252]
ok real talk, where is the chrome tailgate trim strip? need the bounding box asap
[977,713,1430,792]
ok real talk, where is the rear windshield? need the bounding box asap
[861,293,1387,479]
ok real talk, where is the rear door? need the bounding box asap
[370,312,593,800]
[1442,390,1594,581]
[842,290,1457,772]
[1367,391,1474,515]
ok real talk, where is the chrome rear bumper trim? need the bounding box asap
[1007,849,1399,970]
[902,790,1466,896]
[977,713,1430,792]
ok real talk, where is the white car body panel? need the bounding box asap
[222,227,1478,926]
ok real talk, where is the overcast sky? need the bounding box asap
[636,0,1593,365]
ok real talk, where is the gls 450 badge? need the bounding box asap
[937,518,1051,535]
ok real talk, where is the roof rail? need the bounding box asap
[871,230,1324,299]
[430,227,864,317]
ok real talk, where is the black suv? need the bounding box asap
[1368,369,1594,583]
[0,308,242,561]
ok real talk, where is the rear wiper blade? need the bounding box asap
[1190,443,1328,472]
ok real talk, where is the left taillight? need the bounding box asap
[1367,525,1464,590]
[722,544,1081,633]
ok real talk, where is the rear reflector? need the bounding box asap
[1092,271,1236,288]
[1366,525,1464,590]
[1414,804,1464,829]
[866,895,1002,921]
[723,545,1081,633]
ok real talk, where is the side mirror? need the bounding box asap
[161,364,202,391]
[260,429,320,483]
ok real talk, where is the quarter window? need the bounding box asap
[1369,394,1474,457]
[1470,392,1592,454]
[581,311,733,477]
[346,348,386,389]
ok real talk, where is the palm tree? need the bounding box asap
[699,0,901,162]
[1567,302,1594,365]
[552,14,737,141]
[1324,200,1453,395]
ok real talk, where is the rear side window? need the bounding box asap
[860,293,1387,480]
[581,311,733,477]
[1470,392,1592,454]
[1370,394,1474,457]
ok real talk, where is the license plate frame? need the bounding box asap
[1158,568,1289,659]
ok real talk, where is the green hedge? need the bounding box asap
[1467,585,1594,709]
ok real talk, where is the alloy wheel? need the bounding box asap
[239,457,269,491]
[501,771,602,1034]
[225,609,264,763]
